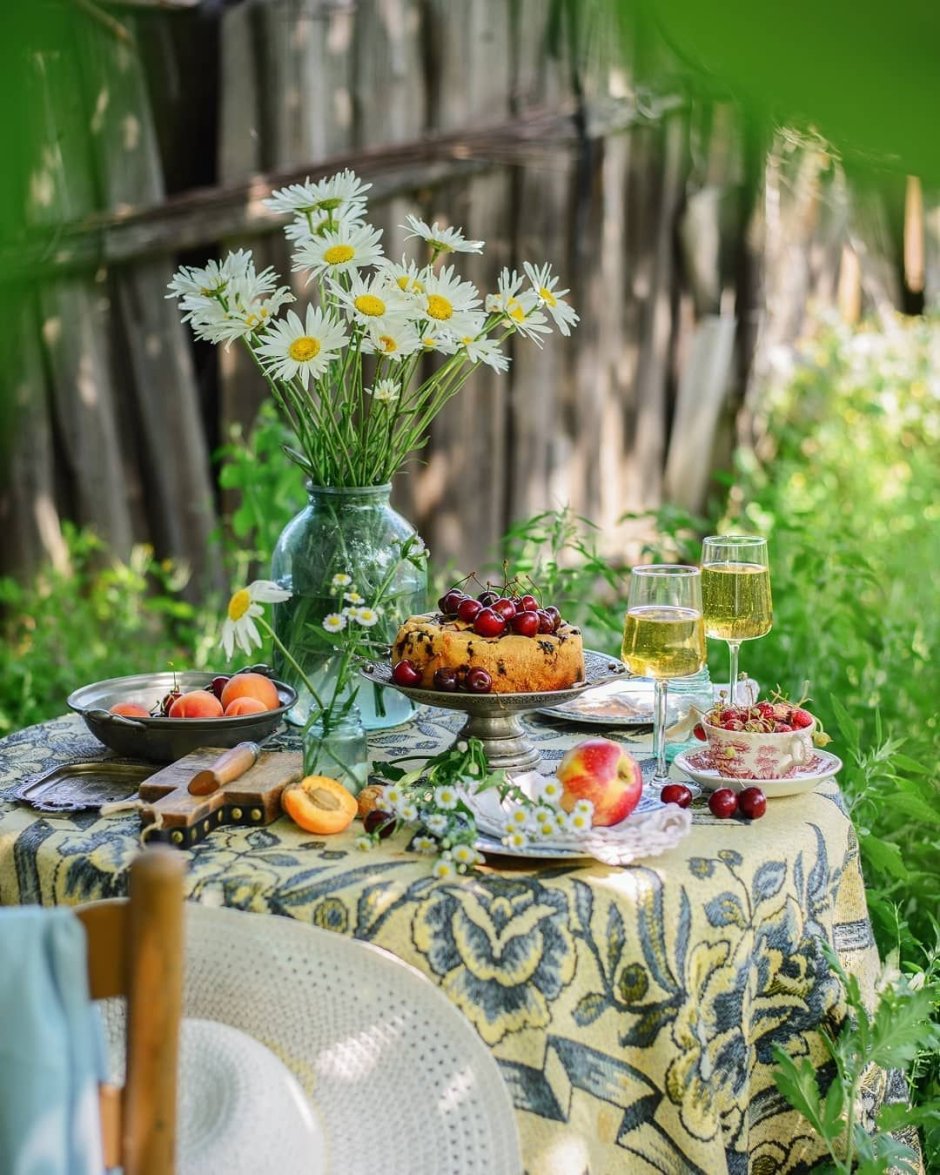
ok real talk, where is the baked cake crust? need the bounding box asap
[392,612,584,693]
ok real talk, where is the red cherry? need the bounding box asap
[510,611,539,637]
[738,786,767,820]
[464,667,493,694]
[477,590,498,606]
[692,722,707,741]
[210,675,230,701]
[364,810,396,838]
[433,667,460,692]
[790,708,814,729]
[457,597,483,623]
[708,788,739,819]
[492,597,517,621]
[438,589,466,615]
[391,660,422,687]
[474,608,506,638]
[719,708,738,724]
[774,722,794,733]
[722,719,745,731]
[519,594,538,612]
[660,783,693,808]
[536,609,555,634]
[756,701,775,719]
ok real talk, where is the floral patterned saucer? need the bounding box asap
[673,748,843,798]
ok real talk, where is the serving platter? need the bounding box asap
[673,747,843,797]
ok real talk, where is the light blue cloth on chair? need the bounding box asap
[0,907,106,1175]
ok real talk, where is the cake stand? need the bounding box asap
[360,650,626,773]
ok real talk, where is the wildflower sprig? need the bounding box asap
[361,738,592,876]
[168,169,578,487]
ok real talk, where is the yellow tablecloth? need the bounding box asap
[0,709,897,1174]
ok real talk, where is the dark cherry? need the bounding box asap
[473,608,506,638]
[738,786,767,820]
[364,810,396,839]
[544,606,562,632]
[391,659,422,687]
[464,667,493,694]
[433,667,460,692]
[660,783,693,809]
[159,689,182,716]
[708,788,739,819]
[510,611,540,637]
[210,675,230,701]
[477,590,499,607]
[457,597,483,623]
[692,722,707,742]
[438,589,466,615]
[492,597,517,622]
[536,609,555,634]
[518,594,538,612]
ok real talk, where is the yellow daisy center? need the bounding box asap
[539,285,557,307]
[228,588,251,622]
[244,313,259,328]
[426,293,453,320]
[507,297,526,322]
[323,244,355,265]
[377,335,398,353]
[289,336,321,362]
[354,293,386,317]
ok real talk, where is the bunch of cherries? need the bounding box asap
[659,781,767,820]
[437,586,565,640]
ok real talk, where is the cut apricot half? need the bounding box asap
[282,775,357,835]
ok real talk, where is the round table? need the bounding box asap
[0,708,898,1174]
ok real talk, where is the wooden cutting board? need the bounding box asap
[139,747,303,848]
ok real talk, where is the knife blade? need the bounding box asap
[187,741,261,796]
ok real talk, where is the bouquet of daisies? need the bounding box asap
[168,169,578,486]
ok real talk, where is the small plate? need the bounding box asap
[673,747,843,797]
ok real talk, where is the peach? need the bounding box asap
[282,775,357,834]
[109,702,150,718]
[168,690,224,719]
[223,696,268,717]
[220,672,279,713]
[557,737,643,826]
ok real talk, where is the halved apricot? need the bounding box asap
[282,775,357,835]
[220,672,279,712]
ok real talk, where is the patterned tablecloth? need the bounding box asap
[0,707,892,1174]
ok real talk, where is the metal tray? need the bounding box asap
[12,759,152,813]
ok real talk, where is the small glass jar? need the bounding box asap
[302,708,369,796]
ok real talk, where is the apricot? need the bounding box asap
[223,696,268,717]
[220,672,279,713]
[110,702,150,718]
[282,775,357,835]
[168,690,224,719]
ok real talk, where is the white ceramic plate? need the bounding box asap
[673,747,843,797]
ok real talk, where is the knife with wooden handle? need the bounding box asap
[187,742,261,796]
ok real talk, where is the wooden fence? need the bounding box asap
[0,0,915,595]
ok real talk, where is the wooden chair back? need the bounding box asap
[76,847,186,1175]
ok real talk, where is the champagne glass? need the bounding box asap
[700,535,772,704]
[622,565,706,787]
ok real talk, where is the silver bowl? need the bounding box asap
[360,649,626,772]
[67,670,297,763]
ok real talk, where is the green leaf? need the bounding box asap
[572,991,608,1027]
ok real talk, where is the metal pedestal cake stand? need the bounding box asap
[360,650,626,773]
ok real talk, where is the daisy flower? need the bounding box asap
[434,785,458,810]
[360,320,422,361]
[283,206,365,246]
[536,777,564,804]
[402,214,484,256]
[412,836,438,854]
[568,811,593,833]
[398,802,419,823]
[379,255,429,297]
[293,222,384,278]
[432,858,457,881]
[537,820,557,838]
[485,268,552,343]
[330,272,412,328]
[355,836,375,852]
[508,807,529,828]
[322,612,347,634]
[254,305,348,388]
[343,590,364,604]
[330,572,352,589]
[353,607,379,627]
[265,170,371,218]
[458,335,510,373]
[366,378,400,404]
[425,813,449,837]
[502,829,529,851]
[221,580,292,658]
[554,810,572,832]
[523,261,580,336]
[452,844,477,867]
[167,249,253,300]
[573,798,594,818]
[417,265,481,334]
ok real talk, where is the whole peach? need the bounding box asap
[557,737,643,826]
[168,690,224,719]
[220,672,279,712]
[109,702,150,718]
[223,696,268,717]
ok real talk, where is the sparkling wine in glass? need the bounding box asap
[700,535,772,704]
[621,565,706,787]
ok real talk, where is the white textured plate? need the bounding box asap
[673,747,843,797]
[466,776,692,864]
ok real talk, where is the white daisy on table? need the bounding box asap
[523,261,580,336]
[458,335,510,372]
[399,802,419,823]
[365,378,400,404]
[432,858,457,881]
[425,813,449,836]
[568,810,593,833]
[264,170,372,217]
[434,785,458,810]
[508,807,529,828]
[293,222,384,278]
[354,835,375,852]
[502,829,529,850]
[535,777,563,804]
[360,320,422,361]
[554,810,573,832]
[330,272,412,328]
[379,255,429,297]
[452,844,477,868]
[412,835,437,854]
[221,580,292,658]
[322,612,347,634]
[254,305,348,388]
[330,572,353,589]
[572,798,594,818]
[352,607,379,627]
[537,819,557,838]
[402,214,484,256]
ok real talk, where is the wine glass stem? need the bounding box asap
[727,640,741,704]
[652,678,669,784]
